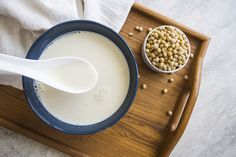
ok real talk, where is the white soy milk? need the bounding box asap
[35,31,130,125]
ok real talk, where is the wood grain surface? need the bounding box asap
[0,3,210,157]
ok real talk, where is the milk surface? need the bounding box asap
[35,31,130,125]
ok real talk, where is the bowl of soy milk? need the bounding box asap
[23,20,138,134]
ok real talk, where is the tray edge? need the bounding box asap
[133,3,210,41]
[132,3,211,156]
[159,40,210,157]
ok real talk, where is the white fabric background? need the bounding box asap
[0,0,134,89]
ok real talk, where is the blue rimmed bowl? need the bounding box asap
[22,20,138,134]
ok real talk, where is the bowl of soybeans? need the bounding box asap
[142,25,191,73]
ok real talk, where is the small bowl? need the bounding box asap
[22,20,138,134]
[142,25,191,73]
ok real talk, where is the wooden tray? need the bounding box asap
[0,3,210,157]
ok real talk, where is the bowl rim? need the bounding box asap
[22,20,138,134]
[142,25,191,73]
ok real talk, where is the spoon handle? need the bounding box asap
[0,53,38,77]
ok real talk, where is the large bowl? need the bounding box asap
[22,20,138,134]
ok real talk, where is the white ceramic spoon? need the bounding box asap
[0,53,98,94]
